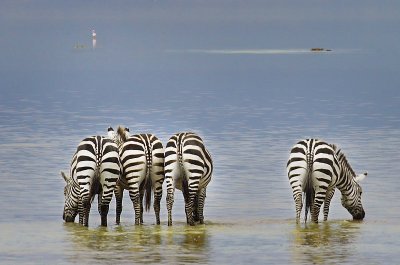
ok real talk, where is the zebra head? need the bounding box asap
[107,126,115,138]
[341,172,367,220]
[61,171,79,222]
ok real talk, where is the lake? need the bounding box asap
[0,1,399,264]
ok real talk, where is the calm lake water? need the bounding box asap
[1,2,400,264]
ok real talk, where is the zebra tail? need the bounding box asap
[182,176,189,205]
[304,153,314,223]
[144,147,153,212]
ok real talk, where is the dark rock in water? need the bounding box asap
[311,48,331,52]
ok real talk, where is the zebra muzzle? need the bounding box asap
[353,210,365,220]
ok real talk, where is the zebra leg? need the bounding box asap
[183,176,199,226]
[165,137,178,226]
[78,197,84,225]
[98,195,102,215]
[153,191,162,225]
[100,203,109,227]
[197,188,207,224]
[311,191,326,223]
[164,169,176,226]
[193,194,199,222]
[166,188,174,226]
[323,189,335,221]
[181,188,191,224]
[129,186,141,225]
[99,188,115,227]
[292,187,303,224]
[81,197,91,227]
[151,177,163,225]
[78,185,92,227]
[77,176,93,226]
[114,183,124,225]
[287,164,306,224]
[185,192,196,226]
[151,137,165,225]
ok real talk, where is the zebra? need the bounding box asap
[287,139,367,223]
[109,126,165,225]
[164,132,213,226]
[61,135,120,227]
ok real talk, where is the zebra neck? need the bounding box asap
[336,171,357,198]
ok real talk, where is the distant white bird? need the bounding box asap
[92,29,96,49]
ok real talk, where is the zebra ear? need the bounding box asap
[355,172,367,182]
[61,171,69,182]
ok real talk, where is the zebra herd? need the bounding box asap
[62,128,367,227]
[61,126,213,227]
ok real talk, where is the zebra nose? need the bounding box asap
[353,210,365,220]
[64,215,75,222]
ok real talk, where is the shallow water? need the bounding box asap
[1,219,399,264]
[1,1,400,264]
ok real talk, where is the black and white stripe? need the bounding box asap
[287,139,366,223]
[62,136,120,227]
[165,132,213,226]
[61,153,80,223]
[111,126,165,225]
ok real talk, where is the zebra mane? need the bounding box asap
[61,171,80,187]
[330,143,338,151]
[336,149,356,178]
[117,126,128,142]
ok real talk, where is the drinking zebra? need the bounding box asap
[287,139,366,223]
[165,132,213,226]
[61,135,120,227]
[109,126,165,225]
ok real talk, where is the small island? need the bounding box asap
[311,48,332,52]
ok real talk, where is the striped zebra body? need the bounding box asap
[112,126,165,225]
[165,132,213,226]
[62,136,120,227]
[287,139,366,223]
